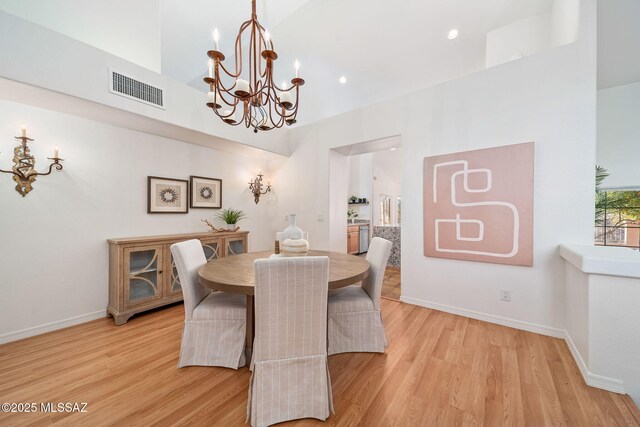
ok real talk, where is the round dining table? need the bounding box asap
[197,250,370,361]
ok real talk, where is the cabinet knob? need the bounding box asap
[158,270,163,274]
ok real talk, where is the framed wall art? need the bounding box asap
[189,176,222,209]
[423,142,534,267]
[147,176,189,214]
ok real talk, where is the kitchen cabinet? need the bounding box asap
[347,225,360,254]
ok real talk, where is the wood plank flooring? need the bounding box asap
[0,300,638,426]
[381,267,401,301]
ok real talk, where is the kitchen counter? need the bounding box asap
[347,219,371,225]
[372,225,400,267]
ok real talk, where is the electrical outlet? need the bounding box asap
[500,288,511,302]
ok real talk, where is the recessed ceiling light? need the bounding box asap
[339,76,347,84]
[390,147,397,151]
[447,29,459,40]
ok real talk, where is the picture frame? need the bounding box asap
[189,175,222,209]
[147,176,189,214]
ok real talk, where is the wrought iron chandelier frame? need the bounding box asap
[204,0,304,133]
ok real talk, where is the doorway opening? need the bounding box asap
[329,136,402,300]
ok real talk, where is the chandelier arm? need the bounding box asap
[264,76,284,128]
[213,89,238,108]
[212,105,244,126]
[267,69,286,108]
[236,19,254,76]
[214,63,241,92]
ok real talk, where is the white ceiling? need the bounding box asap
[162,0,554,125]
[2,0,559,126]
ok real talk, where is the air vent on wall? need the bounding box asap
[108,69,165,109]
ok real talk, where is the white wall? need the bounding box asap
[590,274,640,404]
[486,0,580,68]
[271,0,596,335]
[0,100,274,342]
[562,246,640,404]
[597,82,640,188]
[551,0,581,47]
[0,11,289,158]
[372,149,402,225]
[348,153,372,220]
[0,0,161,73]
[486,13,551,68]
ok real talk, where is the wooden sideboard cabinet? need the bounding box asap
[108,231,249,325]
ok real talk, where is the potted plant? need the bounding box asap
[347,208,358,224]
[216,208,247,230]
[350,195,357,203]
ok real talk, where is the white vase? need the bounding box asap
[226,223,236,230]
[282,213,304,240]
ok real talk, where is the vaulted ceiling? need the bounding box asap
[162,0,554,125]
[2,0,571,126]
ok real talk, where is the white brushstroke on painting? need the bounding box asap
[432,161,520,258]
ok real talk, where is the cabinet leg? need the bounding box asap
[113,313,133,325]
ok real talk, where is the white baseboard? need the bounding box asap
[0,310,107,345]
[399,296,565,338]
[564,331,625,394]
[398,296,626,395]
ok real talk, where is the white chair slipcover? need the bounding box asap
[327,237,392,355]
[247,256,334,427]
[170,239,246,369]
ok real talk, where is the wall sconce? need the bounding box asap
[248,170,271,204]
[0,125,64,196]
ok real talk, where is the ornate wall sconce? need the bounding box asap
[248,170,271,204]
[0,126,64,196]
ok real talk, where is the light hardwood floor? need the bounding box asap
[381,267,401,301]
[1,300,638,426]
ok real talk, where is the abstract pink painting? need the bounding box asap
[424,142,534,266]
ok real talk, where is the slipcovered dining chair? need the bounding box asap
[327,237,392,355]
[170,239,246,369]
[247,256,334,427]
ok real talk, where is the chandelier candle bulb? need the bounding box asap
[234,79,250,96]
[21,125,26,138]
[207,91,221,108]
[208,59,213,78]
[294,60,300,78]
[213,28,220,50]
[53,146,59,158]
[278,90,291,105]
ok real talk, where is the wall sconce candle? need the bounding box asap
[248,170,271,204]
[0,127,64,196]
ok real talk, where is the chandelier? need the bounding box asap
[204,0,304,133]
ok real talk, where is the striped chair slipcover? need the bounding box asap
[247,256,334,427]
[170,239,246,369]
[327,237,392,355]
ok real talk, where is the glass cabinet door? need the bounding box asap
[164,239,222,297]
[201,239,222,261]
[224,236,247,256]
[124,245,163,308]
[166,249,182,297]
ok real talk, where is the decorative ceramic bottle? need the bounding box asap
[282,213,304,240]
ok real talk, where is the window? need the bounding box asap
[595,190,640,249]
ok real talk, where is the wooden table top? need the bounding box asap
[198,250,370,295]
